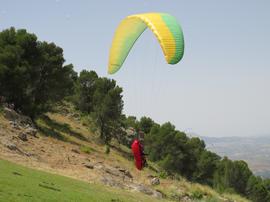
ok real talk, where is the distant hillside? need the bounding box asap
[202,136,270,178]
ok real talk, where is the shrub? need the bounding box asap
[79,145,94,154]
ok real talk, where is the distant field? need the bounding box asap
[0,159,164,202]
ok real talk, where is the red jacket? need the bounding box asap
[131,139,144,170]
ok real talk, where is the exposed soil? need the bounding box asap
[0,107,162,199]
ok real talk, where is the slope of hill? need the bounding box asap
[202,136,270,178]
[0,158,165,202]
[0,104,249,202]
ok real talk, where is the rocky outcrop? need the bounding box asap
[24,127,37,137]
[150,177,160,186]
[97,164,162,199]
[4,107,34,128]
[127,184,163,199]
[18,132,28,141]
[2,141,31,157]
[83,163,94,169]
[118,168,133,179]
[5,142,19,151]
[3,107,38,139]
[71,149,80,154]
[0,106,38,157]
[101,176,125,189]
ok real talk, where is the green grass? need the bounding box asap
[79,145,95,154]
[37,115,87,141]
[0,159,166,202]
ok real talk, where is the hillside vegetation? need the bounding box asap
[0,27,268,202]
[0,103,249,202]
[203,136,270,178]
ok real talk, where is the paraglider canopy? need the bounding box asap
[108,12,185,74]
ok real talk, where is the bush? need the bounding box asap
[191,190,204,200]
[105,145,110,154]
[158,170,169,179]
[79,145,94,154]
[0,104,3,114]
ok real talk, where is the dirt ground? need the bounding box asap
[0,110,162,198]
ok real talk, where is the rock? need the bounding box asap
[84,163,94,169]
[152,190,163,199]
[4,108,20,122]
[9,121,21,130]
[4,141,31,156]
[18,133,28,141]
[68,112,80,119]
[105,167,121,177]
[132,184,153,195]
[218,196,233,202]
[94,164,104,169]
[155,190,166,198]
[24,152,33,157]
[128,184,162,199]
[150,177,160,186]
[118,168,133,179]
[71,149,80,154]
[124,170,133,179]
[59,107,69,115]
[72,113,80,118]
[4,107,34,128]
[181,196,192,202]
[24,127,38,137]
[6,143,18,151]
[147,174,155,178]
[101,166,133,182]
[101,176,125,189]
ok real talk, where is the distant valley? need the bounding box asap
[201,136,270,178]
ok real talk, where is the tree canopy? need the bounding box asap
[0,27,76,118]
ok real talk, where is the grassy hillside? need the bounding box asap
[0,103,250,202]
[0,158,165,202]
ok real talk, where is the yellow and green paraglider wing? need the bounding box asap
[108,13,185,74]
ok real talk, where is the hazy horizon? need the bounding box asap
[1,0,269,137]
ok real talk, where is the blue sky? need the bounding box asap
[1,0,270,137]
